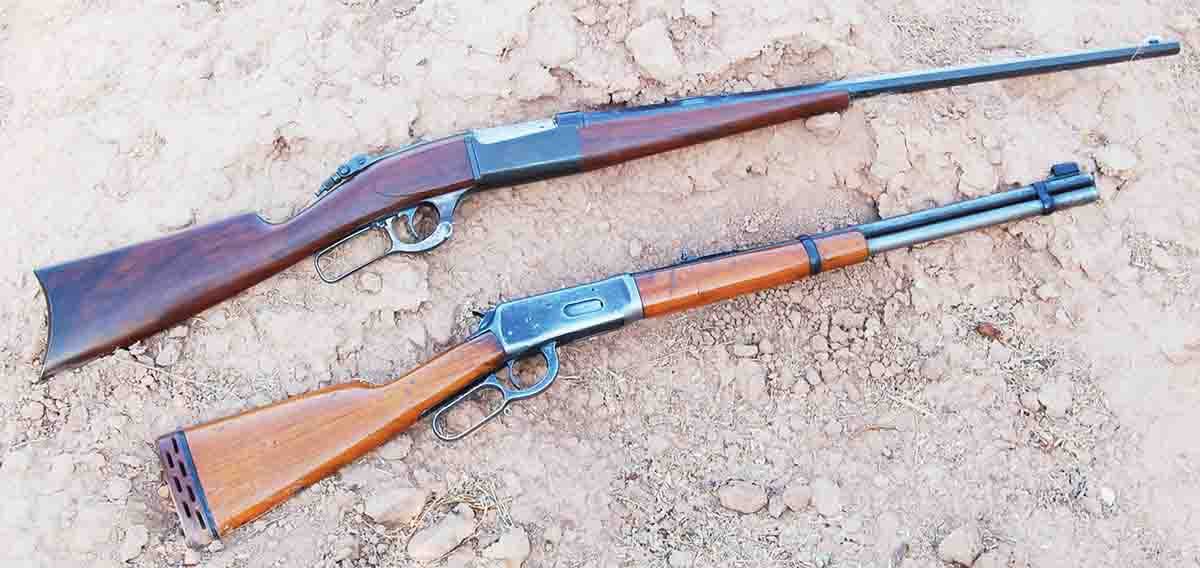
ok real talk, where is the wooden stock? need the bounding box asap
[634,231,868,318]
[36,136,474,377]
[158,332,504,541]
[578,90,849,170]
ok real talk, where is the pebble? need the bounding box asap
[366,487,430,527]
[731,344,759,358]
[356,271,384,294]
[810,477,843,517]
[481,527,530,568]
[767,494,786,518]
[183,548,202,565]
[805,369,823,386]
[378,435,413,461]
[733,361,767,401]
[668,549,694,567]
[624,19,683,82]
[332,535,359,562]
[1099,486,1116,508]
[169,325,190,338]
[869,361,886,378]
[937,523,983,567]
[105,478,132,501]
[1019,391,1043,413]
[758,339,776,355]
[782,481,812,512]
[158,484,170,499]
[119,525,149,562]
[407,504,476,561]
[155,341,181,367]
[1038,381,1073,418]
[717,481,768,514]
[1150,248,1177,271]
[208,541,225,552]
[628,239,644,258]
[22,400,45,420]
[805,113,842,142]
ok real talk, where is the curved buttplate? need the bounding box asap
[313,187,469,283]
[431,342,560,441]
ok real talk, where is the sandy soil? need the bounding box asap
[1,1,1198,567]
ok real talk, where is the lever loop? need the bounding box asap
[431,342,560,442]
[312,188,469,283]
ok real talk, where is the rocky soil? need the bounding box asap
[1,1,1198,567]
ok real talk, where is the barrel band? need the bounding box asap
[799,235,822,275]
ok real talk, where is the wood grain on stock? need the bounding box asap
[35,136,474,377]
[578,90,850,170]
[634,231,868,318]
[180,332,504,536]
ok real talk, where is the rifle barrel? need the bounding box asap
[832,38,1180,98]
[865,186,1099,254]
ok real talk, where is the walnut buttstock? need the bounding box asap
[156,332,504,545]
[36,136,474,378]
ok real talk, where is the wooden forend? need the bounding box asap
[634,231,868,318]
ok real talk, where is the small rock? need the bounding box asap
[731,344,759,358]
[21,400,45,420]
[810,477,842,517]
[207,541,225,553]
[717,481,768,514]
[481,527,530,568]
[357,271,384,294]
[158,484,170,499]
[1081,493,1104,516]
[1150,248,1177,271]
[782,481,812,512]
[119,525,150,562]
[805,369,822,386]
[1095,144,1139,179]
[767,494,786,518]
[1099,486,1116,508]
[987,342,1012,365]
[625,19,683,82]
[1038,381,1073,418]
[155,341,181,367]
[1019,391,1043,412]
[105,478,132,501]
[407,504,476,561]
[668,549,694,567]
[378,435,413,461]
[681,0,714,26]
[937,523,983,567]
[183,548,202,565]
[332,535,359,562]
[628,239,644,258]
[366,487,430,527]
[758,339,776,355]
[805,113,842,142]
[733,361,767,401]
[169,325,190,338]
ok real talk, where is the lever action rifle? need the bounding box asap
[34,39,1177,378]
[157,163,1098,545]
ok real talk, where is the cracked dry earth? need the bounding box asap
[1,1,1199,567]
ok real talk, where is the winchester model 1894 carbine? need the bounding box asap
[33,39,1177,378]
[158,163,1097,545]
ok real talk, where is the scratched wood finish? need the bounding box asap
[578,90,850,170]
[634,231,869,318]
[179,332,504,536]
[35,136,475,377]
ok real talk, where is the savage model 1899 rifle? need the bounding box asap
[34,39,1177,377]
[158,163,1097,545]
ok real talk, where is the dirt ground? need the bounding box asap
[2,0,1198,566]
